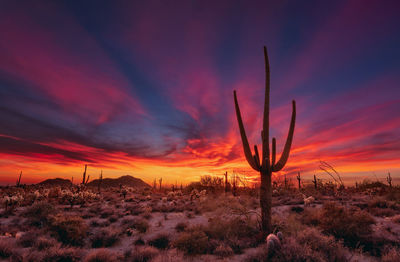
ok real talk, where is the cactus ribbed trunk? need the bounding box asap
[260,170,272,233]
[234,46,296,236]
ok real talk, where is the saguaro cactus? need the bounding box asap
[98,170,103,193]
[312,175,318,189]
[82,164,87,185]
[297,172,301,189]
[387,172,392,187]
[16,171,22,187]
[224,171,229,193]
[233,46,296,234]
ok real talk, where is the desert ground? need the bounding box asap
[0,176,399,262]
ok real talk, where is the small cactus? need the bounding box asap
[81,164,87,185]
[312,174,318,189]
[297,172,301,189]
[387,172,392,187]
[98,170,103,193]
[266,233,281,256]
[16,171,22,187]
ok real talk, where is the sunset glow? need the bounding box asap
[1,1,399,185]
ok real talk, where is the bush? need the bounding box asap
[173,227,209,255]
[244,228,349,262]
[122,217,149,233]
[175,222,188,232]
[318,202,375,248]
[17,231,38,247]
[0,239,14,259]
[124,246,159,262]
[49,215,88,246]
[214,243,234,257]
[382,246,400,262]
[148,233,170,249]
[33,236,59,251]
[84,249,119,262]
[23,201,55,227]
[25,247,82,262]
[90,228,120,248]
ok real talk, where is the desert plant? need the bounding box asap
[148,233,170,249]
[234,46,296,234]
[84,248,119,262]
[296,172,301,189]
[98,170,103,193]
[23,201,55,227]
[0,239,14,259]
[124,246,159,262]
[387,172,392,187]
[49,214,88,246]
[81,164,90,185]
[16,171,22,187]
[33,236,59,251]
[90,228,120,248]
[312,175,318,189]
[25,247,82,262]
[175,222,188,232]
[317,202,375,248]
[173,227,209,255]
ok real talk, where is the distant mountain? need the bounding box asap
[87,175,150,188]
[38,178,72,187]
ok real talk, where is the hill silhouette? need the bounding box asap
[38,178,72,187]
[87,175,150,188]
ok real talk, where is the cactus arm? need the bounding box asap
[271,138,276,167]
[254,145,261,169]
[262,46,270,169]
[234,90,260,171]
[272,100,296,172]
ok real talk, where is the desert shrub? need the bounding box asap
[392,214,400,223]
[134,237,145,246]
[33,236,59,251]
[294,228,349,261]
[205,216,258,240]
[173,227,209,255]
[175,222,188,232]
[0,239,14,258]
[49,214,88,246]
[368,207,397,217]
[122,217,149,233]
[214,243,234,257]
[90,218,110,228]
[100,208,114,218]
[25,247,82,262]
[244,228,349,262]
[148,233,169,249]
[108,215,119,223]
[124,246,159,262]
[17,231,38,247]
[290,206,304,213]
[23,201,55,227]
[318,202,375,248]
[84,249,119,262]
[382,246,400,262]
[300,208,321,226]
[90,228,120,248]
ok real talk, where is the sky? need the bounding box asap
[0,0,399,186]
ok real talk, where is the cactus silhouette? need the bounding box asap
[297,172,301,189]
[82,164,87,185]
[387,172,392,187]
[233,46,296,234]
[312,174,318,189]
